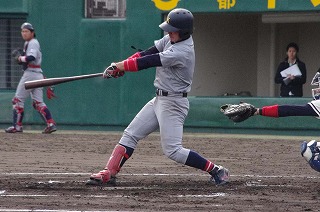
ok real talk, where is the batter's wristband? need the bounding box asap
[123,58,138,72]
[128,52,141,59]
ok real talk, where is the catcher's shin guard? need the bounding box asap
[5,101,24,133]
[33,101,56,133]
[11,98,24,127]
[13,107,24,127]
[86,144,133,186]
[33,101,54,123]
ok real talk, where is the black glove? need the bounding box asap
[11,49,23,64]
[220,102,257,123]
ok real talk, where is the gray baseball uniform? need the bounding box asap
[6,22,57,133]
[15,38,46,108]
[9,36,56,133]
[88,8,228,186]
[119,35,195,164]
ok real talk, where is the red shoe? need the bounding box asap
[86,169,115,186]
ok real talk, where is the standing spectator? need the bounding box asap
[275,42,307,97]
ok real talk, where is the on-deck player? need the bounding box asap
[5,22,57,134]
[86,8,229,186]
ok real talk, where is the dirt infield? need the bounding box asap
[0,131,319,211]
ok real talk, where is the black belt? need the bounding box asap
[156,89,187,97]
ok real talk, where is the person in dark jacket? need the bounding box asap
[275,42,307,97]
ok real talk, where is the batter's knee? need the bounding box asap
[161,143,189,164]
[163,147,178,159]
[118,130,139,149]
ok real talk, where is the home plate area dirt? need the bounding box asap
[0,131,319,211]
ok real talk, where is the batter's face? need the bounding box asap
[168,31,180,43]
[287,47,297,61]
[21,29,34,41]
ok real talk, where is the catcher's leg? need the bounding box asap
[86,144,134,186]
[31,85,57,134]
[6,74,30,133]
[5,97,24,133]
[32,100,57,134]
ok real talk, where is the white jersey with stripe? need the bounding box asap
[24,38,42,72]
[154,35,195,93]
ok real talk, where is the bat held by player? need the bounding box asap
[24,72,104,90]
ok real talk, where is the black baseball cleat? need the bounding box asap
[209,165,230,185]
[42,123,57,134]
[86,176,116,186]
[86,178,103,186]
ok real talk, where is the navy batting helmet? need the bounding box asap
[159,8,193,40]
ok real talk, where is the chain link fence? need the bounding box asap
[0,19,25,90]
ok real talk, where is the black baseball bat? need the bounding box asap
[25,73,103,90]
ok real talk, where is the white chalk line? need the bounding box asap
[0,187,228,200]
[0,210,128,212]
[0,191,227,199]
[0,172,314,198]
[0,193,131,198]
[0,172,320,179]
[0,172,302,211]
[0,172,312,200]
[174,193,226,198]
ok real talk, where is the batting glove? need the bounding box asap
[103,63,124,79]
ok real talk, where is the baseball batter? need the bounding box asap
[86,8,229,186]
[5,23,57,134]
